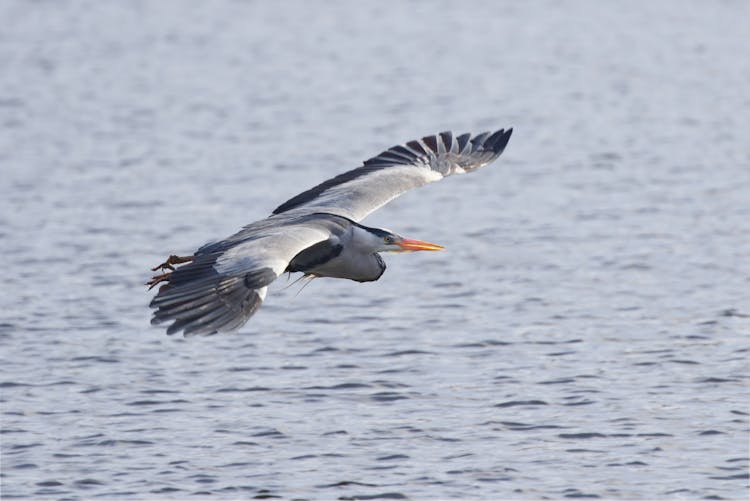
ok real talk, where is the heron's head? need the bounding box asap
[368,227,444,253]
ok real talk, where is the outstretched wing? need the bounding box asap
[150,215,339,337]
[273,128,513,221]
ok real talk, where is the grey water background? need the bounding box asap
[1,1,749,499]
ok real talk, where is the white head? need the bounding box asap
[352,224,444,253]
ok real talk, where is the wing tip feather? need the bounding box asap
[485,128,513,155]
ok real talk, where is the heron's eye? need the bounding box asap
[384,236,394,244]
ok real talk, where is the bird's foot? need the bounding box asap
[146,272,172,290]
[151,254,194,272]
[295,274,318,296]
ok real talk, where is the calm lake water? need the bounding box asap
[1,1,749,499]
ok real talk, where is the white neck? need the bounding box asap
[349,225,384,253]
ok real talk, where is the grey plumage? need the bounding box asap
[149,128,512,336]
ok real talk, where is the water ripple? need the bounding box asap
[1,1,748,500]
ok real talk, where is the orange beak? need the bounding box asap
[396,238,444,252]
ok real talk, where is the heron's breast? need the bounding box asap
[304,249,385,283]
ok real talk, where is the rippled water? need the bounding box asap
[2,1,749,499]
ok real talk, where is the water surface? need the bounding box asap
[1,1,749,499]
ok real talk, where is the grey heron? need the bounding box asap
[148,128,513,336]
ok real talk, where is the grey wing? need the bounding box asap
[149,218,334,337]
[273,128,512,222]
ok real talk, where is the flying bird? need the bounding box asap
[148,128,513,336]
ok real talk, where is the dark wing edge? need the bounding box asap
[363,128,512,173]
[149,253,277,337]
[272,128,513,215]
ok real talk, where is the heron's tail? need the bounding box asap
[149,254,276,336]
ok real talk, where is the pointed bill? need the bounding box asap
[396,238,444,252]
